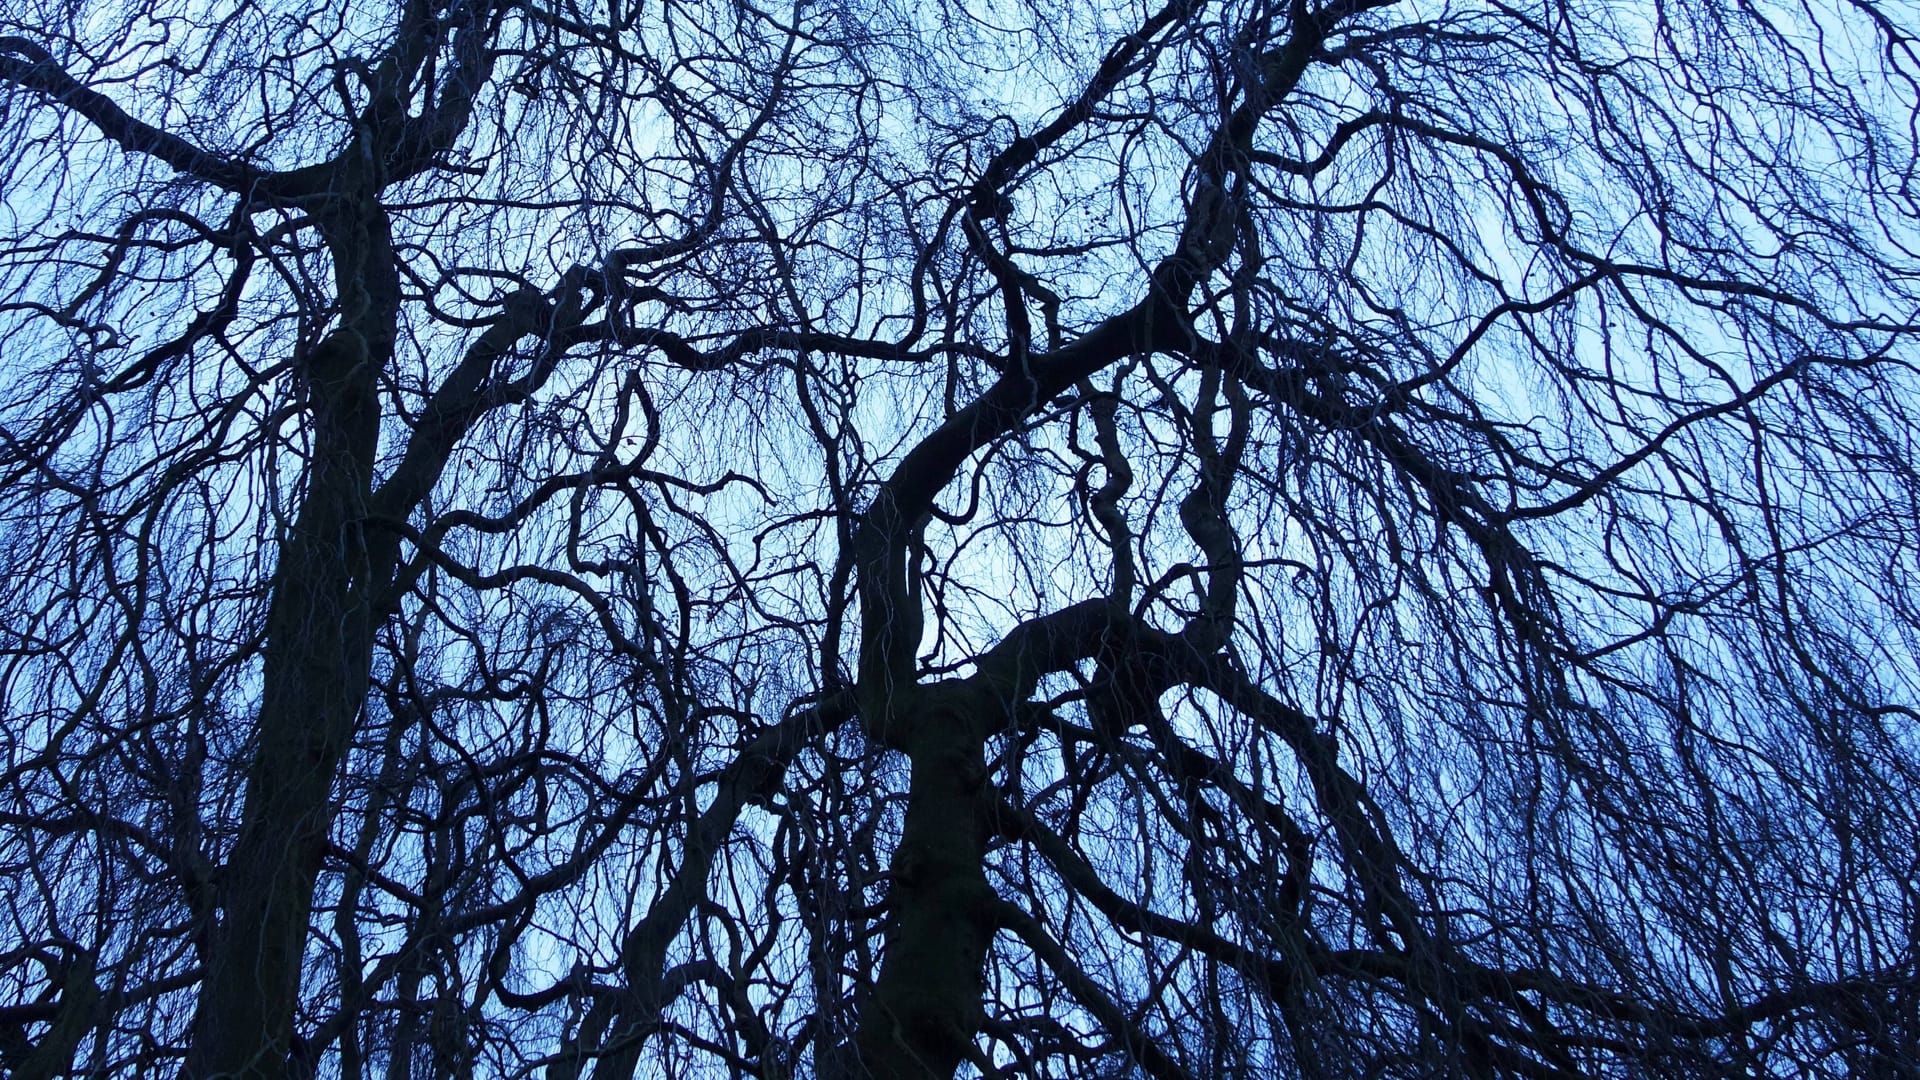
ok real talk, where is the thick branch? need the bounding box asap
[0,38,263,191]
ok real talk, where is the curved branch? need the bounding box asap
[0,37,263,192]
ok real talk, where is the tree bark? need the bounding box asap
[854,692,996,1079]
[183,199,395,1080]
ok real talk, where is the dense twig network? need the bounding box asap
[2,0,1919,1075]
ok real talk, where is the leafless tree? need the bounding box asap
[3,0,1919,1076]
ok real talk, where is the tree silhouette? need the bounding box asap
[3,0,1919,1075]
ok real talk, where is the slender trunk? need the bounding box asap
[573,706,838,1080]
[12,951,97,1080]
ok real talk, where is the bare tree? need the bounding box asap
[3,0,1919,1076]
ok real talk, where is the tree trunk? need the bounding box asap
[184,202,394,1080]
[854,694,995,1079]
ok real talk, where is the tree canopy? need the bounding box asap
[3,0,1920,1075]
